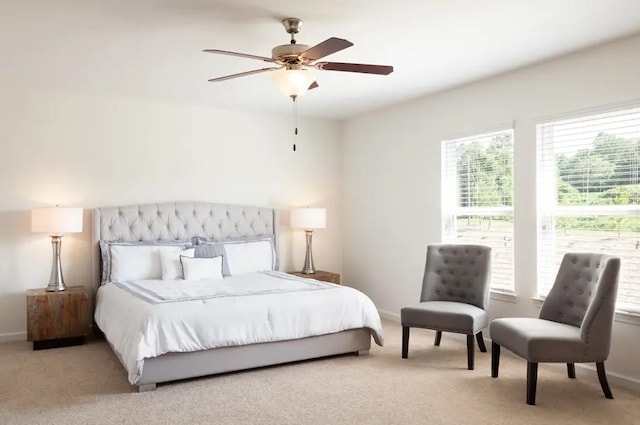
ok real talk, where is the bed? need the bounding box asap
[91,201,383,392]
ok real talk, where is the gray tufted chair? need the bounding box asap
[401,244,492,370]
[490,253,620,405]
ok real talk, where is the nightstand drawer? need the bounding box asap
[27,286,91,342]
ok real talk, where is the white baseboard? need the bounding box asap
[378,309,400,322]
[574,363,640,393]
[0,332,27,343]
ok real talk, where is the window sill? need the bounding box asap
[530,296,640,326]
[614,310,640,326]
[530,296,545,307]
[490,290,518,303]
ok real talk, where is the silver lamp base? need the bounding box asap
[46,282,66,292]
[46,235,67,292]
[301,230,315,274]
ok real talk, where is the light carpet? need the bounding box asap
[0,320,638,425]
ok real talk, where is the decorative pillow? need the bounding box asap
[191,236,207,246]
[195,236,276,276]
[160,247,195,280]
[99,240,191,284]
[223,238,275,275]
[180,256,224,281]
[110,245,187,282]
[194,243,230,276]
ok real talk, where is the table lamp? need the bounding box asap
[290,207,326,274]
[31,206,83,291]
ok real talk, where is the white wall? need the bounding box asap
[342,34,640,383]
[0,87,343,339]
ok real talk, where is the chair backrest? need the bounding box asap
[420,244,492,309]
[539,253,620,358]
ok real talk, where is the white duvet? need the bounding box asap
[95,271,384,384]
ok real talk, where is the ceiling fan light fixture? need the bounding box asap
[271,68,316,98]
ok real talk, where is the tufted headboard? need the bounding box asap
[91,201,278,290]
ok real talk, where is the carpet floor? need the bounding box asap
[1,320,638,425]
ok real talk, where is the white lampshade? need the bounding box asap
[272,68,316,98]
[291,208,327,230]
[31,207,83,234]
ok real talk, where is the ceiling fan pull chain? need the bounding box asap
[292,96,298,151]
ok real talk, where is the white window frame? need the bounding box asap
[441,129,515,293]
[536,104,640,314]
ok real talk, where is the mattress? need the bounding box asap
[95,271,384,384]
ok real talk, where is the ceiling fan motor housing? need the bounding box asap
[271,44,310,63]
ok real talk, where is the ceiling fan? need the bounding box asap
[203,17,394,99]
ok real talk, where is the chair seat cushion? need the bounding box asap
[490,318,590,363]
[401,301,488,334]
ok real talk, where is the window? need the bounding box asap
[442,129,515,292]
[537,105,640,312]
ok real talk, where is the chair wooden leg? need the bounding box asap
[567,363,576,379]
[491,342,500,378]
[466,335,474,370]
[476,332,487,352]
[596,362,614,399]
[527,362,538,405]
[434,330,442,346]
[402,326,409,359]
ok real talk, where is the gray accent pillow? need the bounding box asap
[191,236,207,246]
[99,240,192,284]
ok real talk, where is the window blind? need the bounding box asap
[442,129,514,292]
[537,106,640,312]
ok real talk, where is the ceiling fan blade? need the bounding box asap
[316,62,394,75]
[208,67,281,82]
[300,37,354,61]
[203,49,276,63]
[309,81,319,90]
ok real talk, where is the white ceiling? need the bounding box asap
[2,0,640,119]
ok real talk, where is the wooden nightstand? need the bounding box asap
[287,270,341,284]
[27,286,91,350]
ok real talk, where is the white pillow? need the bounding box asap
[224,239,274,275]
[160,247,195,280]
[110,245,183,282]
[180,256,224,281]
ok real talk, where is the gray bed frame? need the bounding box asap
[92,201,371,392]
